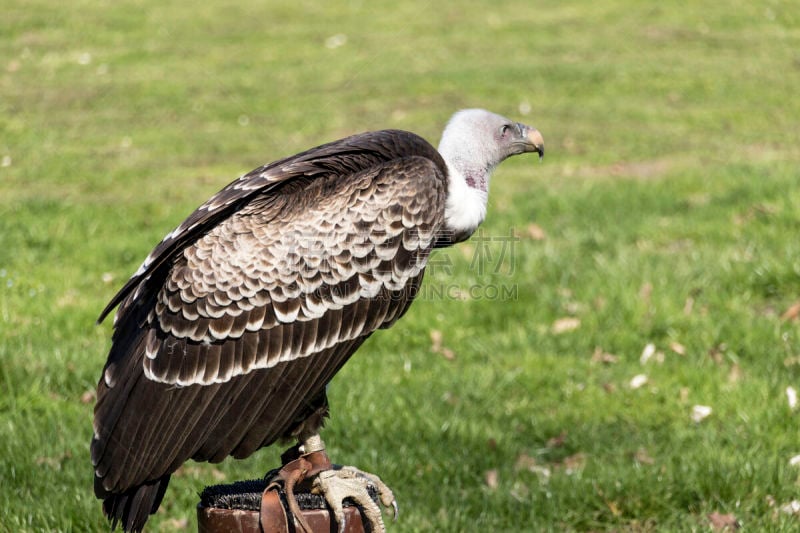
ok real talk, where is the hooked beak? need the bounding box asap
[520,124,545,161]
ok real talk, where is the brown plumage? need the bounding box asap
[92,110,544,531]
[93,130,447,530]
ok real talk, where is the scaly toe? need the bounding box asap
[339,466,397,515]
[311,467,396,533]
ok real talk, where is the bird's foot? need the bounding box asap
[267,436,397,533]
[312,465,398,533]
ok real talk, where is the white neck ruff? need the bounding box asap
[444,163,488,239]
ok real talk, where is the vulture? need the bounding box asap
[92,108,544,532]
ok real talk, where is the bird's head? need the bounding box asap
[438,108,544,241]
[438,108,544,193]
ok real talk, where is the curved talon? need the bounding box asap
[340,466,398,518]
[312,466,394,533]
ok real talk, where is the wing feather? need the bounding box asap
[200,343,222,384]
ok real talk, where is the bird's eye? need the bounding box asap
[500,124,511,136]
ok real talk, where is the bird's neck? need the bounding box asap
[443,162,489,242]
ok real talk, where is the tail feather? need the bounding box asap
[100,475,171,532]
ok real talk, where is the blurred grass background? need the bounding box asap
[2,0,800,530]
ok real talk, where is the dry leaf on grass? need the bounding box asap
[591,347,618,364]
[787,386,798,410]
[561,452,586,474]
[525,223,547,241]
[546,431,567,448]
[552,317,580,334]
[727,364,742,383]
[640,343,656,364]
[691,405,713,423]
[683,296,695,315]
[80,389,96,404]
[781,301,800,322]
[430,329,442,350]
[708,511,740,531]
[429,329,456,360]
[605,500,621,517]
[784,356,800,368]
[633,447,655,465]
[679,387,690,403]
[629,374,648,389]
[669,341,686,355]
[789,454,800,467]
[514,453,551,479]
[484,469,499,490]
[780,500,800,515]
[708,344,726,365]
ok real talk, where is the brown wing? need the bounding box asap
[91,144,446,531]
[97,129,445,324]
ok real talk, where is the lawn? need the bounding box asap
[2,0,800,531]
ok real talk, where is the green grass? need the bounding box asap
[2,0,800,531]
